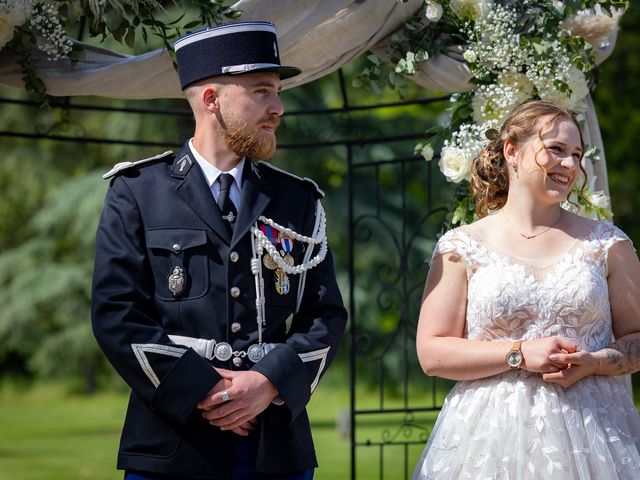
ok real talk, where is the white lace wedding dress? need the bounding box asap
[413,221,640,479]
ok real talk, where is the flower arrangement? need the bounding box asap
[358,0,626,225]
[0,0,240,104]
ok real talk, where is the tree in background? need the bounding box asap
[0,2,638,393]
[594,2,640,241]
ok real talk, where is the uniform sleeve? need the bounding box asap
[251,193,347,422]
[91,177,221,424]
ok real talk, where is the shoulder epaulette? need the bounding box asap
[256,161,325,199]
[102,150,174,179]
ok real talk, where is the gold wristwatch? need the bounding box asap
[505,340,523,369]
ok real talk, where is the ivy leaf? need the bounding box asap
[183,20,202,30]
[103,9,125,32]
[367,54,382,66]
[124,26,136,49]
[225,9,244,20]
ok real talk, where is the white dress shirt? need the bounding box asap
[189,138,244,211]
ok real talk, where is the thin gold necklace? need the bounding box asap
[506,209,564,240]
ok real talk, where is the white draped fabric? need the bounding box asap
[0,0,619,195]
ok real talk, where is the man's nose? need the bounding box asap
[269,94,284,117]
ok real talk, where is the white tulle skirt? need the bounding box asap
[413,371,640,479]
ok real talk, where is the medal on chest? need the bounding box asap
[275,268,290,295]
[249,204,329,353]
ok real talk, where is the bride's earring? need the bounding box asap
[510,162,518,180]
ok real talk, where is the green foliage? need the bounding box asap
[0,83,195,390]
[3,0,241,103]
[0,171,108,390]
[356,1,626,225]
[0,3,638,398]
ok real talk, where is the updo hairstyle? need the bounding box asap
[470,99,586,218]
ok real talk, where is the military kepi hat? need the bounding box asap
[174,21,301,89]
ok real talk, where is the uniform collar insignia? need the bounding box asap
[171,149,195,178]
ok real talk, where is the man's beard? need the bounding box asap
[221,112,279,160]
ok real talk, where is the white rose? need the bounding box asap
[439,147,472,183]
[0,0,32,50]
[0,18,14,50]
[425,2,443,22]
[463,50,477,63]
[421,144,434,161]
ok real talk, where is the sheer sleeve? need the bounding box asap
[589,221,635,275]
[430,228,475,266]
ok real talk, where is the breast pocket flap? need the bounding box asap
[147,228,207,251]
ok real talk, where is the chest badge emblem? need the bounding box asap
[167,266,186,297]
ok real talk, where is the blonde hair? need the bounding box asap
[470,100,587,218]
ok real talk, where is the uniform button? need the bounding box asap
[233,357,243,367]
[231,322,241,333]
[172,243,181,252]
[230,287,240,298]
[229,251,239,263]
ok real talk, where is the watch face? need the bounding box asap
[507,351,522,368]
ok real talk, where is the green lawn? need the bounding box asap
[0,372,441,480]
[3,373,638,479]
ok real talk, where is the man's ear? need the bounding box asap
[202,85,219,113]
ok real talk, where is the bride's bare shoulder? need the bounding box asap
[460,214,503,238]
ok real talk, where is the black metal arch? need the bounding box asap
[0,66,451,480]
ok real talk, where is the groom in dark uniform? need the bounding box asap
[91,21,347,480]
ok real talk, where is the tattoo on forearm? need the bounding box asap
[606,349,622,369]
[605,337,640,375]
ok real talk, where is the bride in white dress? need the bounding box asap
[413,100,640,479]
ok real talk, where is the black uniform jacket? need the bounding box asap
[91,144,347,479]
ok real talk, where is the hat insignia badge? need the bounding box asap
[273,41,278,58]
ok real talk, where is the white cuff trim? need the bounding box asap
[132,343,187,387]
[298,346,330,393]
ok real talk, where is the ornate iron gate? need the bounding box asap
[0,67,452,479]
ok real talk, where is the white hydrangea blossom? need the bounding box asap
[529,59,589,111]
[471,83,523,124]
[0,0,32,49]
[449,0,493,21]
[498,71,534,102]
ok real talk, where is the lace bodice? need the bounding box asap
[414,221,640,479]
[432,221,631,351]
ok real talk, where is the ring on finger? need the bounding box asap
[221,390,230,402]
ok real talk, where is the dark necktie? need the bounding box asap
[217,173,237,232]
